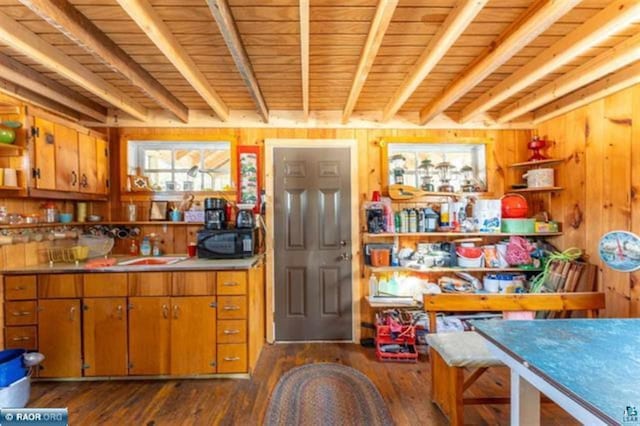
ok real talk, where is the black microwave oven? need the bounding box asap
[196,228,257,259]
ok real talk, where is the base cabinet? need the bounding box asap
[83,298,128,376]
[38,299,82,378]
[170,297,216,375]
[128,297,171,376]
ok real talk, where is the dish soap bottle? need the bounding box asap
[368,273,378,297]
[140,236,151,256]
[128,238,139,256]
[152,239,162,256]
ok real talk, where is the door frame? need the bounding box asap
[265,138,360,343]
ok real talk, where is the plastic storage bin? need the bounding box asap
[0,350,26,387]
[0,375,30,408]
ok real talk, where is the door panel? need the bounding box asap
[274,147,352,341]
[54,124,79,192]
[78,133,98,193]
[38,299,82,377]
[128,297,170,375]
[83,298,127,376]
[33,117,56,190]
[170,297,216,375]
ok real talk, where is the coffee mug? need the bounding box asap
[165,181,180,191]
[3,168,17,187]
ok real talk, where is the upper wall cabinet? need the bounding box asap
[32,116,109,197]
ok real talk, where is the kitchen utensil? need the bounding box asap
[522,168,554,188]
[501,194,528,218]
[78,235,114,258]
[59,213,73,223]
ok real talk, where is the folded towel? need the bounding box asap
[84,258,117,269]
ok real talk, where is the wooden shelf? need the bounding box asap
[392,191,492,200]
[508,159,564,168]
[0,221,203,229]
[0,143,24,153]
[363,232,562,238]
[509,187,563,193]
[365,265,543,273]
[0,185,21,191]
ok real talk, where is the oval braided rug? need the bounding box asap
[264,363,394,426]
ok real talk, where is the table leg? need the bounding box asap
[511,370,540,426]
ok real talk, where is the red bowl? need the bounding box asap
[457,246,483,258]
[501,194,529,218]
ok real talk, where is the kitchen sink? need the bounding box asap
[117,256,187,266]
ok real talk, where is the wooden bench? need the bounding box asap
[423,292,606,426]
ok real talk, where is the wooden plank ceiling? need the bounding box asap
[0,0,637,127]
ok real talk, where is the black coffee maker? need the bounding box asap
[204,198,227,230]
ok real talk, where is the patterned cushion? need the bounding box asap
[426,331,503,368]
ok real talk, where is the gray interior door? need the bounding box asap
[274,147,352,341]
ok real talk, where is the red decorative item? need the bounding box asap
[501,194,529,218]
[528,135,549,161]
[236,145,261,213]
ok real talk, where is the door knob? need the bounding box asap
[339,240,348,247]
[339,253,352,261]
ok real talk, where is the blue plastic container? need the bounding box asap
[0,350,26,387]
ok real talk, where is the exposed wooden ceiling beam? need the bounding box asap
[499,31,640,123]
[207,0,269,123]
[300,0,309,119]
[533,61,640,124]
[118,0,229,121]
[342,0,398,124]
[418,0,581,126]
[460,0,640,123]
[381,0,486,123]
[0,11,147,121]
[19,0,189,123]
[0,51,106,122]
[0,77,81,121]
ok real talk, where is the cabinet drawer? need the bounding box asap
[217,344,247,373]
[216,271,247,295]
[5,301,37,325]
[83,274,128,297]
[172,272,215,296]
[4,276,37,300]
[38,275,82,298]
[5,326,37,350]
[217,296,247,320]
[217,320,246,344]
[128,273,172,296]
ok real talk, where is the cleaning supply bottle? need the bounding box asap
[128,238,139,256]
[388,272,400,296]
[368,273,378,297]
[140,236,151,256]
[152,239,162,256]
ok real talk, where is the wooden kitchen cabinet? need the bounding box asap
[78,133,98,194]
[216,271,247,295]
[172,272,216,296]
[170,297,216,375]
[5,326,37,350]
[83,298,128,376]
[128,297,171,375]
[39,274,82,298]
[128,272,172,296]
[33,117,56,190]
[83,273,127,297]
[4,275,37,300]
[38,299,82,378]
[54,123,79,192]
[95,137,109,195]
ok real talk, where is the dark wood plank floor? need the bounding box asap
[29,343,576,425]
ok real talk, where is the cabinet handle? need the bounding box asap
[11,311,32,316]
[69,306,76,321]
[223,282,239,287]
[223,329,240,335]
[162,304,169,319]
[81,174,88,188]
[173,304,180,319]
[11,286,26,291]
[11,336,29,341]
[116,305,123,320]
[223,305,240,311]
[223,357,240,362]
[71,171,77,186]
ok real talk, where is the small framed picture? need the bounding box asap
[150,201,168,221]
[129,175,151,192]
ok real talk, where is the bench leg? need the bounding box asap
[430,348,464,426]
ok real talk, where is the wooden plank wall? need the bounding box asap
[536,83,640,318]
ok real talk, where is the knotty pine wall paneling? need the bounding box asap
[536,83,640,318]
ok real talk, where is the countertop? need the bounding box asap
[2,255,263,275]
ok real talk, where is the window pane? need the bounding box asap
[203,149,231,173]
[146,172,173,190]
[174,150,201,169]
[175,172,202,191]
[144,150,172,169]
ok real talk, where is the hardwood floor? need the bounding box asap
[29,343,576,425]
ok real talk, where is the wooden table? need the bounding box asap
[472,319,640,426]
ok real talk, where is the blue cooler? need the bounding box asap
[0,350,26,387]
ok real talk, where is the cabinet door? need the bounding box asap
[33,117,56,190]
[38,299,81,378]
[54,123,79,191]
[170,297,216,375]
[83,298,127,376]
[95,138,109,195]
[128,297,170,375]
[78,133,98,193]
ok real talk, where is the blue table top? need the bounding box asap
[471,319,640,425]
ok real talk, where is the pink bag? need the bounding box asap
[505,236,534,266]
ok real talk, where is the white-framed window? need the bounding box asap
[128,141,231,191]
[387,143,487,191]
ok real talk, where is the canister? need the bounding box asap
[76,202,87,223]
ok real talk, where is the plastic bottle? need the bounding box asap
[424,207,438,232]
[128,239,139,256]
[400,209,408,233]
[140,237,151,256]
[388,272,399,296]
[418,208,425,232]
[368,273,378,297]
[440,202,450,227]
[152,239,162,256]
[394,211,401,233]
[408,209,417,233]
[391,246,399,267]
